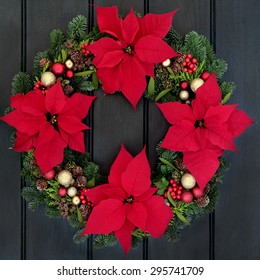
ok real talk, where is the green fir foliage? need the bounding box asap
[73,228,88,244]
[94,234,118,249]
[21,186,45,211]
[11,72,34,95]
[164,27,183,50]
[49,29,65,58]
[33,50,50,77]
[67,15,88,41]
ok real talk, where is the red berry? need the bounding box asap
[177,195,181,200]
[192,58,198,64]
[201,72,211,81]
[188,69,193,74]
[173,187,177,192]
[182,62,187,66]
[51,62,65,75]
[187,54,192,59]
[189,64,194,69]
[81,199,87,204]
[169,179,174,184]
[180,81,189,90]
[80,195,85,200]
[192,186,204,198]
[168,187,173,192]
[178,186,182,191]
[44,169,55,180]
[172,182,177,187]
[181,192,193,203]
[177,190,182,195]
[82,188,88,194]
[58,187,67,197]
[164,192,168,198]
[193,66,197,72]
[66,69,74,79]
[185,58,190,63]
[183,68,188,72]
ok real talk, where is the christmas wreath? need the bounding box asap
[1,6,253,254]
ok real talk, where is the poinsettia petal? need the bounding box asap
[120,56,146,109]
[11,90,46,113]
[183,148,222,190]
[142,196,173,237]
[126,202,147,231]
[57,115,88,134]
[108,145,133,188]
[122,8,139,44]
[34,130,66,173]
[114,219,135,254]
[102,187,126,201]
[67,131,86,153]
[13,131,35,152]
[61,93,96,119]
[1,110,45,136]
[98,50,125,68]
[136,59,155,77]
[45,80,66,115]
[161,121,200,152]
[135,187,157,202]
[121,147,151,197]
[96,64,123,94]
[135,35,178,64]
[139,10,178,38]
[82,199,126,234]
[227,108,254,137]
[95,5,123,40]
[195,73,222,109]
[33,122,55,148]
[85,184,111,206]
[156,102,195,125]
[205,104,236,125]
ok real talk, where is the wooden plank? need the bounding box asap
[92,0,144,260]
[148,0,211,260]
[215,0,260,259]
[25,0,91,259]
[0,0,21,260]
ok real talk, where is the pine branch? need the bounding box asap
[67,15,88,41]
[93,234,117,249]
[49,29,65,58]
[73,228,88,244]
[11,72,34,95]
[33,50,50,77]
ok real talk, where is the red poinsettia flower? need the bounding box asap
[82,145,173,254]
[157,73,254,189]
[88,6,178,109]
[1,80,95,173]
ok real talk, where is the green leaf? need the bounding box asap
[162,177,169,187]
[155,88,172,101]
[221,92,232,104]
[156,188,166,195]
[76,206,83,223]
[175,211,190,225]
[61,49,67,62]
[75,70,94,77]
[86,177,95,188]
[167,67,175,75]
[159,157,175,169]
[92,72,99,89]
[148,77,155,95]
[167,191,176,207]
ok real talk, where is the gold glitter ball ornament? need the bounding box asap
[181,173,196,189]
[41,71,56,87]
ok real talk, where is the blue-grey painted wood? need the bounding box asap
[215,0,260,259]
[0,0,22,260]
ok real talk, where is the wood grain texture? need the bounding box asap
[92,0,144,260]
[215,0,260,259]
[0,0,21,260]
[148,0,211,260]
[25,0,91,259]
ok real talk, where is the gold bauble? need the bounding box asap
[181,173,196,189]
[72,196,81,206]
[67,186,77,197]
[57,170,73,188]
[41,71,56,87]
[190,78,204,93]
[65,59,74,69]
[179,90,189,101]
[162,59,171,67]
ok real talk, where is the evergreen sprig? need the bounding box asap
[67,15,88,41]
[11,72,34,95]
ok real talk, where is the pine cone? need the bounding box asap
[76,176,87,188]
[63,84,74,96]
[72,166,83,177]
[69,50,86,71]
[171,62,181,75]
[174,157,186,171]
[39,58,51,68]
[196,195,210,208]
[63,40,76,49]
[64,162,76,171]
[204,184,211,194]
[36,179,47,191]
[79,204,92,222]
[54,165,63,173]
[172,171,181,183]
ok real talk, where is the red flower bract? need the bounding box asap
[1,80,96,173]
[157,73,254,189]
[88,6,179,109]
[82,145,173,254]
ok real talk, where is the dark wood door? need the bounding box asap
[0,0,259,260]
